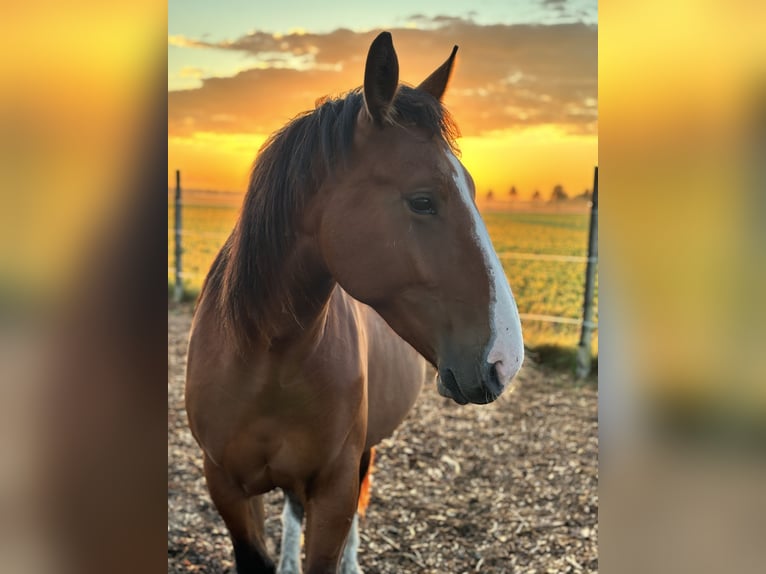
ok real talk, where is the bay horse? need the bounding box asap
[185,32,524,574]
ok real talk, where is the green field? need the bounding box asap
[483,211,598,352]
[168,201,598,352]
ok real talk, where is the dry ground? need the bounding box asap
[168,305,598,573]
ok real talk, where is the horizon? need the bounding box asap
[166,185,595,215]
[168,2,597,199]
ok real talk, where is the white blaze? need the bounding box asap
[446,151,524,387]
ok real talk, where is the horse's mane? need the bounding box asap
[199,85,459,349]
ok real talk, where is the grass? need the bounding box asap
[168,200,598,368]
[529,344,598,383]
[483,210,598,353]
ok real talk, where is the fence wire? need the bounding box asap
[168,231,598,329]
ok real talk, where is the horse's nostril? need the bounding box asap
[488,362,503,394]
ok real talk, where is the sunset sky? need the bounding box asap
[168,1,597,200]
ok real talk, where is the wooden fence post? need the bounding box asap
[174,170,183,303]
[576,166,598,379]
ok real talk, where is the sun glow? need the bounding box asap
[168,21,597,198]
[169,132,269,192]
[460,126,598,201]
[169,125,597,199]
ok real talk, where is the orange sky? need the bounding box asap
[168,19,597,200]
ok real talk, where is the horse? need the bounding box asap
[185,31,524,574]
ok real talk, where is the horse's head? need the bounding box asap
[316,32,524,404]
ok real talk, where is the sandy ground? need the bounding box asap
[168,305,598,573]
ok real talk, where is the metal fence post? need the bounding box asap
[174,170,184,302]
[576,166,598,378]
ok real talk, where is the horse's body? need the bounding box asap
[188,284,427,494]
[186,32,524,574]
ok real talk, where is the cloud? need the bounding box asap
[168,35,210,49]
[541,0,568,10]
[178,66,204,79]
[540,0,578,18]
[168,19,596,138]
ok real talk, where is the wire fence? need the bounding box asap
[169,168,599,370]
[166,246,598,327]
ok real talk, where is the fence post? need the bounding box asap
[576,166,598,379]
[174,170,183,302]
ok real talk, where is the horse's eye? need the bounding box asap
[408,196,436,215]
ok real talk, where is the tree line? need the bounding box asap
[484,185,592,202]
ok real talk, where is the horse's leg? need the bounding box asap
[203,455,275,574]
[338,514,361,574]
[277,493,304,574]
[339,448,374,574]
[303,459,360,574]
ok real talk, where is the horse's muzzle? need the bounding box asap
[437,363,506,405]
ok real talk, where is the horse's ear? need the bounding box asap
[363,32,399,125]
[417,45,458,101]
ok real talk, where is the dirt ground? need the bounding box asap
[168,305,598,573]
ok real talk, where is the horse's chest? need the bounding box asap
[224,367,366,493]
[230,407,360,496]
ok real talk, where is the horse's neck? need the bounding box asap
[270,233,336,345]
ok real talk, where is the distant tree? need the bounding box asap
[577,189,592,200]
[486,189,494,201]
[532,189,541,201]
[550,184,568,202]
[509,185,518,199]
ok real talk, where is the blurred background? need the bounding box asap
[0,0,764,573]
[600,2,766,572]
[0,2,167,573]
